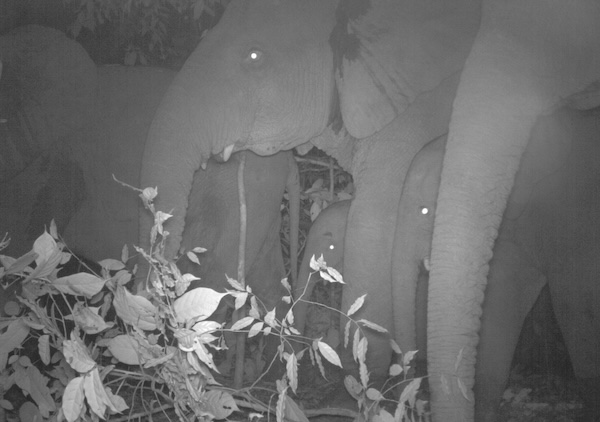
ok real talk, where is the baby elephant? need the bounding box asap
[293,200,350,338]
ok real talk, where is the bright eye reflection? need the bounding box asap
[420,207,429,215]
[329,244,335,250]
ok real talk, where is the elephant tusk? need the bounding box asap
[423,257,431,272]
[222,144,235,162]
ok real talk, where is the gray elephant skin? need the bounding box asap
[295,107,600,419]
[137,1,600,419]
[393,108,600,419]
[1,26,299,320]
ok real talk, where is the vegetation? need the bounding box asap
[0,182,425,422]
[62,0,227,66]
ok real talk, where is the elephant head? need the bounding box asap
[293,200,350,338]
[138,0,480,261]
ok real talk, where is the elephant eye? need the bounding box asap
[244,49,264,65]
[329,244,335,250]
[420,206,430,216]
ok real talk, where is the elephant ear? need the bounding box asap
[0,25,96,179]
[334,0,480,139]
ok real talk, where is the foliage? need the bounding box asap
[62,0,227,66]
[0,185,425,421]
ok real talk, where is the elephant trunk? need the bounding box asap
[138,45,248,273]
[139,92,203,266]
[425,8,586,418]
[392,136,445,359]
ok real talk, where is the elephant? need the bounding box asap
[293,200,350,338]
[137,1,600,420]
[393,107,600,420]
[0,29,300,320]
[0,24,96,256]
[0,25,96,182]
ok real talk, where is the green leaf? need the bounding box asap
[173,287,228,324]
[204,390,239,420]
[62,376,85,422]
[403,350,419,366]
[230,316,254,331]
[15,365,56,417]
[248,321,264,338]
[373,408,394,422]
[285,352,298,393]
[366,387,383,401]
[347,294,366,317]
[0,318,30,371]
[107,335,140,365]
[70,304,114,334]
[317,341,342,368]
[38,335,50,366]
[113,286,157,330]
[398,377,422,409]
[282,395,309,422]
[389,364,403,377]
[53,272,106,298]
[99,259,125,271]
[357,319,388,333]
[63,333,96,373]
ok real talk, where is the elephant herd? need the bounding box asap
[3,0,600,420]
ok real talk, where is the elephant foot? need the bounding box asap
[577,377,600,422]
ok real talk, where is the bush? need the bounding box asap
[0,187,425,422]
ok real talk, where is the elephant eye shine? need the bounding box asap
[329,244,335,250]
[420,206,429,215]
[244,49,264,65]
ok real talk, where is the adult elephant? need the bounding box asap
[394,108,600,420]
[1,33,299,311]
[425,3,600,420]
[0,24,96,256]
[137,1,600,420]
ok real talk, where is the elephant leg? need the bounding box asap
[475,239,546,420]
[548,246,600,420]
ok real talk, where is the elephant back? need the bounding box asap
[0,25,96,181]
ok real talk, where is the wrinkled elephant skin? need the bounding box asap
[179,150,299,313]
[393,108,600,419]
